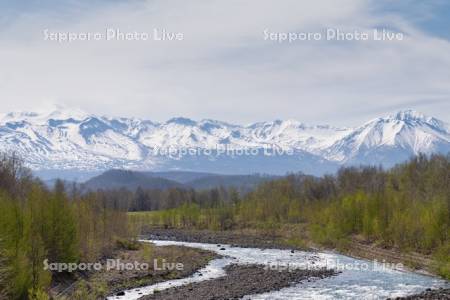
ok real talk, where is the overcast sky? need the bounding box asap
[0,0,449,126]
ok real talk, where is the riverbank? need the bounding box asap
[142,238,448,299]
[393,287,450,299]
[143,227,311,250]
[142,227,440,277]
[50,242,217,299]
[141,264,336,300]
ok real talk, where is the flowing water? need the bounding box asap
[107,240,449,300]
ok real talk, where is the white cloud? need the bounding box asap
[0,0,449,126]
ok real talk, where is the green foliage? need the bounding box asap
[44,181,79,264]
[0,154,129,299]
[116,238,141,251]
[434,243,450,280]
[140,154,450,279]
[141,243,154,262]
[28,288,49,300]
[0,192,33,299]
[72,280,90,300]
[283,237,308,250]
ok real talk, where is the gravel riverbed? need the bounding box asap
[141,264,336,300]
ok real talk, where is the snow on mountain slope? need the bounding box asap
[0,108,448,175]
[324,110,450,166]
[243,120,352,153]
[0,109,148,170]
[135,118,349,152]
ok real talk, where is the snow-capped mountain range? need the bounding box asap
[0,108,449,178]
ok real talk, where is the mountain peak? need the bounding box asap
[362,110,435,127]
[379,110,449,132]
[44,105,90,121]
[0,108,448,175]
[1,105,90,125]
[165,117,197,126]
[389,109,428,122]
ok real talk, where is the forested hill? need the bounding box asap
[84,169,186,190]
[83,170,276,191]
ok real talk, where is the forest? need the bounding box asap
[0,154,129,299]
[99,185,240,212]
[1,152,449,300]
[135,154,450,279]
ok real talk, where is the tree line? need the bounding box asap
[0,154,129,299]
[90,184,240,212]
[141,154,450,279]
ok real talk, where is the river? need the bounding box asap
[107,240,449,300]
